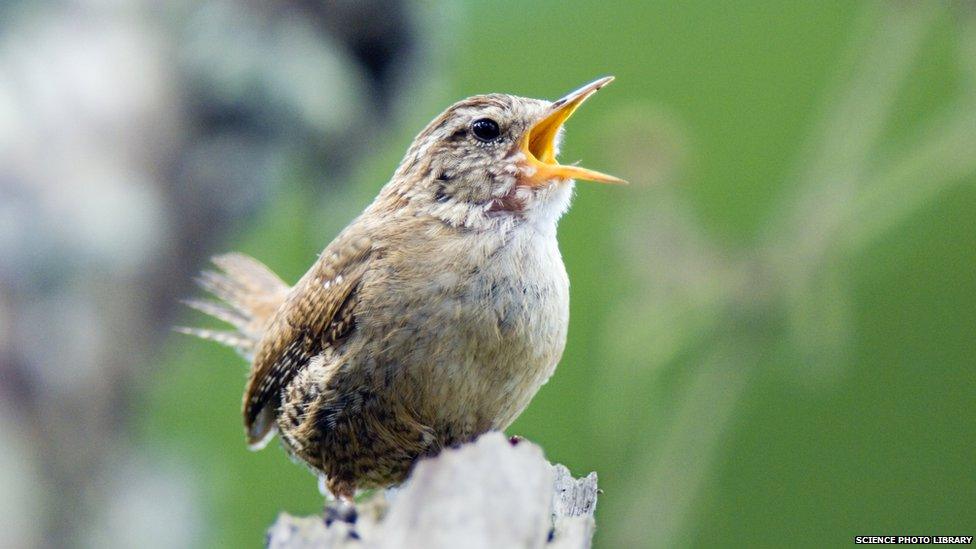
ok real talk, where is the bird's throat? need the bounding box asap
[488,184,527,215]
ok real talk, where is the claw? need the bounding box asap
[324,499,357,527]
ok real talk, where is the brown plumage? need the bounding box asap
[181,77,623,501]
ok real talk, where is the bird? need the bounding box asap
[179,76,624,507]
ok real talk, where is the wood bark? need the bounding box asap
[266,432,599,548]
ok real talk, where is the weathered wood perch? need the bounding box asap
[266,432,599,548]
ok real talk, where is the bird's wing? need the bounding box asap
[242,231,373,448]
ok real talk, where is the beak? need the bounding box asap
[518,76,626,186]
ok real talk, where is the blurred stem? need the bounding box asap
[799,2,939,187]
[764,1,939,268]
[842,103,976,254]
[610,335,760,549]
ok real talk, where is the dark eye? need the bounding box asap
[471,118,501,142]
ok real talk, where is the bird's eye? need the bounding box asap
[471,118,501,142]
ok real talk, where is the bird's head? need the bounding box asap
[387,77,624,231]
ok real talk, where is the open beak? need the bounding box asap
[518,76,626,187]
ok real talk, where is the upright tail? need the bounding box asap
[176,253,290,360]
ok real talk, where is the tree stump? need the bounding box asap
[266,432,599,548]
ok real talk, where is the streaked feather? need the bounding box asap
[212,252,288,295]
[181,298,248,331]
[178,253,290,361]
[173,326,255,359]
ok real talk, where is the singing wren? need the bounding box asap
[181,77,623,502]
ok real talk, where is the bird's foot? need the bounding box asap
[323,499,358,527]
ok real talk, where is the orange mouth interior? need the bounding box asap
[518,76,625,186]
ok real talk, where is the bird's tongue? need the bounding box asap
[518,77,626,187]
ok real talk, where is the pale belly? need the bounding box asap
[361,228,570,443]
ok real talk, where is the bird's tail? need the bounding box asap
[176,253,290,360]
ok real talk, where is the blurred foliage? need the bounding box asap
[145,1,976,547]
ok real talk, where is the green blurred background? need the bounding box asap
[3,1,972,547]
